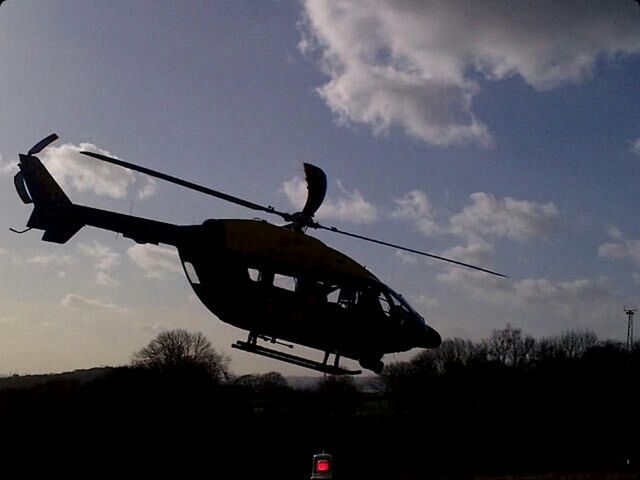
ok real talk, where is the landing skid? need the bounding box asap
[232,340,362,375]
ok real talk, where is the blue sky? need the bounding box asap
[1,0,640,375]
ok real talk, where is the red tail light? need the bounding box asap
[311,453,333,479]
[316,459,331,472]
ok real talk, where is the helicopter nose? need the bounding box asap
[419,324,441,348]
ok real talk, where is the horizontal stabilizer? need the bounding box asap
[41,222,84,244]
[24,207,84,244]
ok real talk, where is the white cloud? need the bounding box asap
[390,190,439,236]
[449,192,558,241]
[599,239,640,265]
[391,190,433,220]
[435,239,513,303]
[96,271,120,288]
[436,240,506,293]
[127,244,182,279]
[61,293,126,312]
[631,138,640,157]
[281,177,308,208]
[607,225,624,240]
[138,178,158,199]
[442,239,494,266]
[38,142,157,200]
[40,143,134,199]
[599,229,640,265]
[516,277,616,328]
[26,253,75,266]
[390,190,558,242]
[299,0,640,146]
[413,294,439,309]
[281,177,377,224]
[78,241,121,270]
[395,250,417,265]
[57,271,66,278]
[438,262,614,325]
[514,277,612,305]
[437,267,512,303]
[0,153,17,175]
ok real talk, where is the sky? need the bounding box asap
[1,0,640,375]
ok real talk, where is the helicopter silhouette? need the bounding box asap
[12,134,504,375]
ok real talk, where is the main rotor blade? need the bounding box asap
[28,133,59,156]
[300,163,327,220]
[315,223,507,278]
[80,151,292,220]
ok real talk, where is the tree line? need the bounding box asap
[1,326,638,479]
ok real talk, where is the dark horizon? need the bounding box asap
[2,325,639,479]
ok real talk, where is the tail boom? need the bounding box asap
[72,204,182,246]
[15,152,181,245]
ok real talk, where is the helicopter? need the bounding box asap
[12,134,504,375]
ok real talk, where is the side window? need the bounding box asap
[327,287,340,304]
[358,287,385,313]
[248,268,260,282]
[338,286,356,307]
[274,273,296,292]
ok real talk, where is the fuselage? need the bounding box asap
[176,219,441,362]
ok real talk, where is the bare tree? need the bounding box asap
[484,324,536,368]
[435,338,483,373]
[132,329,229,381]
[405,338,480,375]
[536,329,598,362]
[557,329,598,359]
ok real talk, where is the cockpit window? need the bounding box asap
[386,287,426,324]
[378,293,392,315]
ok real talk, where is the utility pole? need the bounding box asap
[624,308,636,354]
[623,308,636,469]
